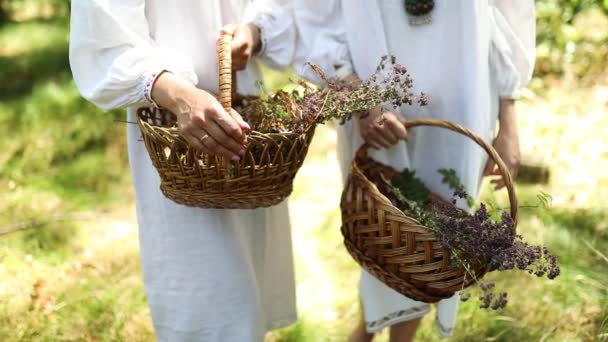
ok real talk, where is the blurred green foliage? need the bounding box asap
[0,10,129,272]
[0,0,69,21]
[535,0,608,84]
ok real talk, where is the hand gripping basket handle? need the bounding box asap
[218,32,237,113]
[359,118,518,225]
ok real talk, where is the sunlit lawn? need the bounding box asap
[1,17,607,342]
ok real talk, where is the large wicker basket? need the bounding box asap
[340,118,518,303]
[136,34,315,209]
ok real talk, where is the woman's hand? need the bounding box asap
[359,106,408,149]
[483,99,521,190]
[219,24,261,71]
[151,72,250,160]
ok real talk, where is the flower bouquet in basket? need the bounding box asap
[367,166,559,309]
[136,40,421,209]
[340,69,560,309]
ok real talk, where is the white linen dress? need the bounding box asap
[69,1,298,341]
[294,0,536,337]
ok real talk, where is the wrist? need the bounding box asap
[151,72,197,115]
[247,23,262,55]
[498,99,517,132]
[498,118,519,137]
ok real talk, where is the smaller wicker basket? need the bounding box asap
[136,34,315,209]
[340,118,518,303]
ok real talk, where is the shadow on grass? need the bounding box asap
[514,186,608,241]
[22,223,78,262]
[0,42,70,101]
[2,219,80,265]
[546,209,608,240]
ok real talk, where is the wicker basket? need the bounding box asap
[340,118,518,303]
[136,34,315,209]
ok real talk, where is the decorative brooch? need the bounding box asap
[405,0,435,25]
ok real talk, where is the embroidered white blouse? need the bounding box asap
[294,0,536,336]
[69,1,299,340]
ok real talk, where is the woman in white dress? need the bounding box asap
[294,0,536,340]
[69,1,298,341]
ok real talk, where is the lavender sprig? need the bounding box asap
[366,167,561,310]
[241,56,425,133]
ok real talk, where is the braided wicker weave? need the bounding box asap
[136,33,315,209]
[340,118,518,303]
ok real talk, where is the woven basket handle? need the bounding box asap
[358,118,518,224]
[218,32,237,113]
[406,118,518,224]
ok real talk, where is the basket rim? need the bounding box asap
[136,108,313,139]
[347,147,518,229]
[344,156,427,226]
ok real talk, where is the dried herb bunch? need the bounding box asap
[369,167,560,310]
[239,56,426,133]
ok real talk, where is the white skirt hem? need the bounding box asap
[365,305,431,334]
[436,316,455,338]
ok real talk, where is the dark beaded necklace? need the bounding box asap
[404,0,435,25]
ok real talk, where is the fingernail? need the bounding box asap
[232,155,241,161]
[239,149,246,156]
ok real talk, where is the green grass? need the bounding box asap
[271,149,608,341]
[0,11,607,342]
[0,214,153,341]
[0,17,138,342]
[0,18,131,225]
